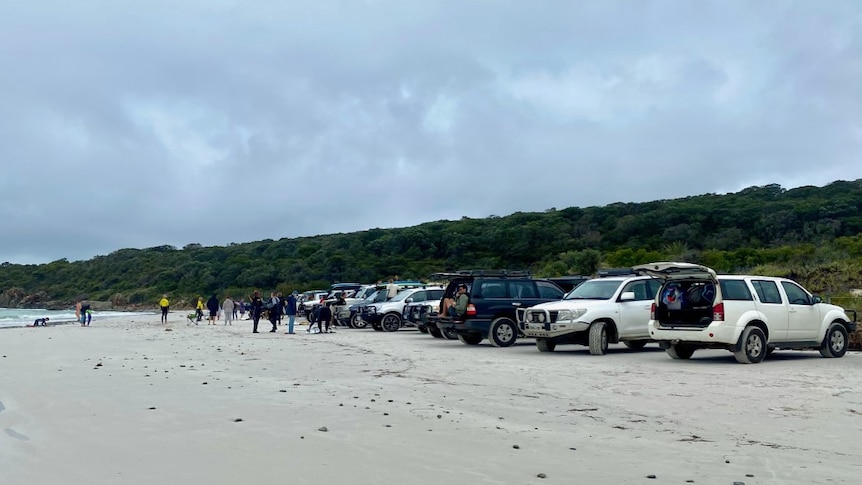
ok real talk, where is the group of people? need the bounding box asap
[247,290,298,334]
[158,291,299,335]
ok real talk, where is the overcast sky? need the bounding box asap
[1,1,860,265]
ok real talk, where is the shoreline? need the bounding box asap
[1,312,859,484]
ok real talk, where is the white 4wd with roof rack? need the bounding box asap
[633,262,858,364]
[517,270,660,354]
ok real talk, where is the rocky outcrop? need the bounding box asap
[0,288,26,307]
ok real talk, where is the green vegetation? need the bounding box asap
[2,180,862,306]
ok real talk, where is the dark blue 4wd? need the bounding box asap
[428,270,565,347]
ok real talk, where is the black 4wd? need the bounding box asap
[427,270,565,347]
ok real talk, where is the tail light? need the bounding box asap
[713,302,725,321]
[650,302,656,320]
[466,304,477,317]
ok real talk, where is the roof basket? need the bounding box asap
[429,269,532,280]
[596,268,636,277]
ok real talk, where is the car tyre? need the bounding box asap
[588,321,609,355]
[440,327,458,340]
[488,317,518,347]
[457,334,483,345]
[381,313,402,332]
[536,339,556,352]
[371,322,382,331]
[623,340,647,350]
[666,344,695,360]
[428,326,443,338]
[819,323,849,358]
[351,313,367,329]
[417,325,428,334]
[734,326,767,364]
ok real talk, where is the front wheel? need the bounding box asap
[588,321,609,355]
[820,323,849,358]
[457,334,483,345]
[734,326,767,364]
[537,339,556,352]
[381,313,402,332]
[371,322,382,331]
[428,326,443,338]
[352,313,368,329]
[417,325,428,334]
[488,318,518,347]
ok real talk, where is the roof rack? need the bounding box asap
[596,268,636,277]
[429,269,532,280]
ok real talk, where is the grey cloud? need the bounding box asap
[0,0,860,264]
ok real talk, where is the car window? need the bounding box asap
[476,281,507,298]
[411,291,426,302]
[427,289,444,300]
[508,281,538,299]
[751,280,782,304]
[536,281,564,299]
[646,279,662,299]
[718,279,753,301]
[621,280,653,300]
[781,281,811,305]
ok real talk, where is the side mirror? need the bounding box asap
[619,291,635,301]
[812,295,822,304]
[405,298,413,303]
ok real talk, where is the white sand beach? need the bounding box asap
[1,312,860,485]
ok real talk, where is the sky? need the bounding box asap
[1,0,860,265]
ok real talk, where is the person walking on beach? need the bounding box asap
[159,294,170,324]
[222,295,234,326]
[195,297,204,323]
[276,292,285,327]
[249,291,264,333]
[206,294,219,325]
[285,291,297,334]
[267,292,280,332]
[232,299,239,320]
[238,299,246,320]
[309,302,333,334]
[78,298,91,327]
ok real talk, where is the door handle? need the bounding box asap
[512,302,522,306]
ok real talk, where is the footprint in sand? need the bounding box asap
[5,428,30,441]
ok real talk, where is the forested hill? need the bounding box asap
[2,179,862,307]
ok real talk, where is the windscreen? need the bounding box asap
[564,279,623,300]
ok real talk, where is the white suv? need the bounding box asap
[633,262,857,364]
[361,287,444,332]
[517,274,659,354]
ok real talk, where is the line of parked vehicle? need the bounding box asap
[299,263,858,364]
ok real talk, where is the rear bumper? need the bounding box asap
[649,320,744,347]
[435,317,491,335]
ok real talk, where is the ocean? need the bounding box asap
[0,308,156,328]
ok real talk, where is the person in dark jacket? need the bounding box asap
[206,294,220,325]
[249,291,263,333]
[267,292,280,333]
[285,291,297,334]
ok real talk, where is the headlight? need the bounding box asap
[556,309,587,321]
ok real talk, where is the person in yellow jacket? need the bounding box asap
[159,295,170,323]
[195,297,204,323]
